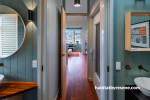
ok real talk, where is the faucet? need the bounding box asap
[138,65,150,75]
[0,63,4,67]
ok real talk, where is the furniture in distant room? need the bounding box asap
[68,49,72,56]
[85,43,87,55]
[74,44,81,51]
[66,45,68,64]
[68,44,74,51]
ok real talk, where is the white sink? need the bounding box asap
[134,77,150,97]
[0,74,4,85]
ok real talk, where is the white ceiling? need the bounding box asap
[66,16,87,26]
[65,0,88,13]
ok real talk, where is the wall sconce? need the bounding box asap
[28,10,33,21]
[74,0,81,7]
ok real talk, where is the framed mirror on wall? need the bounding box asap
[0,5,26,58]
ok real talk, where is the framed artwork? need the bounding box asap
[131,21,150,48]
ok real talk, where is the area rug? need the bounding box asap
[70,52,80,57]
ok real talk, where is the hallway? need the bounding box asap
[63,52,98,100]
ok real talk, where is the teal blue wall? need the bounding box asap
[131,16,150,24]
[0,0,37,100]
[114,0,150,100]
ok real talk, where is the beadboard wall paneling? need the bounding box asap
[0,0,37,100]
[114,0,150,100]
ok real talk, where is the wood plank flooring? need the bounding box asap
[58,52,98,100]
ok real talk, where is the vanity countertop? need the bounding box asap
[0,82,37,99]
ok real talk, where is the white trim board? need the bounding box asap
[90,2,100,18]
[108,0,114,100]
[55,87,60,100]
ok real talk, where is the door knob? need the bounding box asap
[61,54,65,56]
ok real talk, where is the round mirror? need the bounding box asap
[0,5,26,58]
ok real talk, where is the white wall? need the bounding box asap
[90,0,100,14]
[42,0,62,100]
[99,0,109,100]
[88,0,109,100]
[65,0,87,13]
[66,16,87,54]
[87,0,100,81]
[93,11,100,99]
[90,0,99,10]
[87,16,93,81]
[87,2,101,98]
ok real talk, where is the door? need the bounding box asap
[61,6,67,100]
[96,23,100,77]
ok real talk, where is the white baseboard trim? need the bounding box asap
[94,73,100,99]
[55,87,60,100]
[88,77,94,81]
[94,73,100,83]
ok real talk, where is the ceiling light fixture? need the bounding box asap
[74,0,81,7]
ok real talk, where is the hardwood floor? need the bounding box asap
[58,52,98,100]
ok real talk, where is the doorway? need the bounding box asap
[95,23,100,77]
[58,15,99,100]
[37,0,114,99]
[66,28,82,54]
[66,15,88,55]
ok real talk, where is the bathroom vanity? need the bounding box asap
[0,82,37,100]
[125,85,150,100]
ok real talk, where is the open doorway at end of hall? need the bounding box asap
[62,15,99,100]
[66,28,85,57]
[66,16,88,59]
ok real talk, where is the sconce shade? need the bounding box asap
[74,0,80,7]
[28,10,33,21]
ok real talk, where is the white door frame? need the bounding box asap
[101,0,114,100]
[37,0,43,100]
[37,0,48,100]
[108,0,114,100]
[100,0,108,99]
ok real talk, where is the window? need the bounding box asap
[66,30,74,43]
[0,14,18,58]
[66,29,81,44]
[75,34,81,43]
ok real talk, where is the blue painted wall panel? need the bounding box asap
[114,0,150,100]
